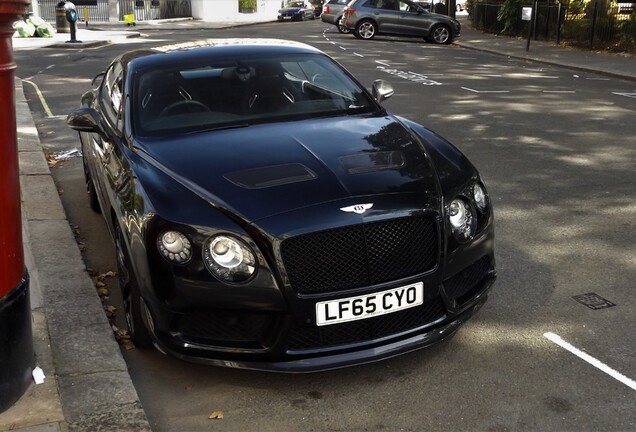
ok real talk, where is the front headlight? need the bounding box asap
[473,183,488,213]
[157,230,192,264]
[203,235,257,283]
[448,198,475,242]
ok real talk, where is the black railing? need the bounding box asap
[471,0,636,53]
[38,0,110,23]
[119,0,162,21]
[36,0,192,23]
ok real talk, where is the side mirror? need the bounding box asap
[91,72,105,87]
[371,79,394,104]
[66,108,107,140]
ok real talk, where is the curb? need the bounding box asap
[14,78,152,432]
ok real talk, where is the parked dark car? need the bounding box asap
[278,0,316,20]
[66,39,496,372]
[342,0,461,44]
[321,0,352,33]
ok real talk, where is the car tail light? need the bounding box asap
[325,5,330,13]
[345,7,355,15]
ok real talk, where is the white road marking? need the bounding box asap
[461,87,510,93]
[377,66,441,85]
[353,52,364,57]
[544,332,636,391]
[613,92,636,99]
[586,77,611,81]
[543,90,576,93]
[376,61,391,67]
[23,79,54,118]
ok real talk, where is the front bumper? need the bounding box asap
[145,262,496,372]
[151,281,493,372]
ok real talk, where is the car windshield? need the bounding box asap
[285,1,306,7]
[133,53,377,137]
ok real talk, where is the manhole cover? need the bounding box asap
[572,292,615,310]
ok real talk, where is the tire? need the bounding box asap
[83,157,100,213]
[116,224,154,349]
[429,24,451,44]
[355,19,377,40]
[337,17,351,33]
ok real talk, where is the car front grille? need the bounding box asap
[443,256,492,302]
[281,216,438,295]
[286,297,446,351]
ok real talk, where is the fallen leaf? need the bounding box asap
[96,281,106,288]
[98,287,109,297]
[122,341,136,351]
[208,411,224,420]
[103,305,117,318]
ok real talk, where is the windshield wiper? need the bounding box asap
[187,123,250,134]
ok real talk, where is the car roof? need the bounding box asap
[119,39,323,71]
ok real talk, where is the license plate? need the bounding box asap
[315,282,423,326]
[283,16,292,19]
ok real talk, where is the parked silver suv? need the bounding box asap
[342,0,460,44]
[321,0,352,33]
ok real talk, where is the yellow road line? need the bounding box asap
[23,79,54,118]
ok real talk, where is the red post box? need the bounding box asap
[0,0,33,413]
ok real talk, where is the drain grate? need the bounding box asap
[572,292,616,310]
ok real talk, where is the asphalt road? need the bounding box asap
[14,20,636,431]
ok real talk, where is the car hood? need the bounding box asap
[136,115,440,222]
[279,7,304,12]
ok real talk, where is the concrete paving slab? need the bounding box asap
[58,372,150,432]
[19,151,51,176]
[20,176,66,221]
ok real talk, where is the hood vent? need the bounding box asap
[224,163,317,189]
[339,151,406,174]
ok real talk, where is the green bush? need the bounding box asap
[497,0,524,32]
[239,0,257,10]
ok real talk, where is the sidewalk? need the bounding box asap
[1,14,634,432]
[456,17,635,82]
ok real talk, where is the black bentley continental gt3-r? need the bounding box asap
[67,39,496,372]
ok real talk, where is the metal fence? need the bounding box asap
[38,0,110,22]
[36,0,191,23]
[119,0,162,21]
[472,0,564,37]
[163,0,192,18]
[120,0,192,20]
[471,0,636,52]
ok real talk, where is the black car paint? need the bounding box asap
[67,41,496,372]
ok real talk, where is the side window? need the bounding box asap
[100,62,124,131]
